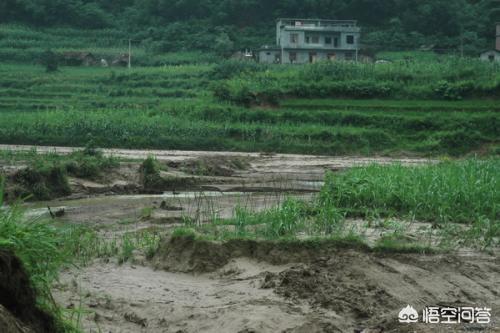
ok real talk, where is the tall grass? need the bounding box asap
[179,158,499,250]
[0,181,82,331]
[214,58,500,103]
[320,158,499,224]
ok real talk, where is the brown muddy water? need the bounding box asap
[1,146,498,333]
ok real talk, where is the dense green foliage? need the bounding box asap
[0,64,498,156]
[320,159,500,224]
[0,0,499,55]
[214,59,500,103]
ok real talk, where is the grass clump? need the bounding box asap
[320,158,499,225]
[64,149,119,179]
[0,184,83,331]
[4,148,119,201]
[140,156,163,191]
[12,163,71,201]
[373,234,437,254]
[188,197,347,242]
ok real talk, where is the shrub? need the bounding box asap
[140,156,163,190]
[210,60,267,80]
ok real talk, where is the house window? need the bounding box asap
[306,34,320,44]
[290,33,299,44]
[489,55,495,62]
[289,52,297,63]
[325,37,332,44]
[346,35,355,45]
[334,37,339,47]
[328,53,336,61]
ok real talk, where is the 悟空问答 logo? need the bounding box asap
[399,305,419,323]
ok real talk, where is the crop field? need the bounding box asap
[0,59,499,157]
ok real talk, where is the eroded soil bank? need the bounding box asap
[54,236,500,333]
[0,249,60,333]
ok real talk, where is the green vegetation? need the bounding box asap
[1,0,499,55]
[0,181,161,330]
[214,59,500,103]
[0,187,80,331]
[178,159,500,251]
[320,158,499,224]
[140,156,163,190]
[2,148,118,201]
[0,63,498,157]
[0,25,221,66]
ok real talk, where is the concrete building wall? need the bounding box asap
[496,23,500,51]
[280,50,355,64]
[480,50,500,62]
[258,50,281,64]
[277,29,359,51]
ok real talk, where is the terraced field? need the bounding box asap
[0,63,498,156]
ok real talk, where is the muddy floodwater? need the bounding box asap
[1,145,498,333]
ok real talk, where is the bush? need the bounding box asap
[140,156,163,190]
[210,60,267,80]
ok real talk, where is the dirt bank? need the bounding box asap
[55,237,499,333]
[0,249,60,333]
[153,235,370,273]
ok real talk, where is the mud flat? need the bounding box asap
[54,236,500,333]
[2,145,433,227]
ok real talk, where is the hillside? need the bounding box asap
[1,0,499,58]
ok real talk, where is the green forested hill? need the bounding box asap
[1,0,499,54]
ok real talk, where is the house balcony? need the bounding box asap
[278,18,360,33]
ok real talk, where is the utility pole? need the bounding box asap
[128,39,132,69]
[460,26,464,58]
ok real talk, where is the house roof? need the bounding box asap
[277,18,357,25]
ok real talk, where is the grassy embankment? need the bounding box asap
[177,158,499,252]
[0,59,498,156]
[0,178,161,330]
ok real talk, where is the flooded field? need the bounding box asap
[1,146,498,333]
